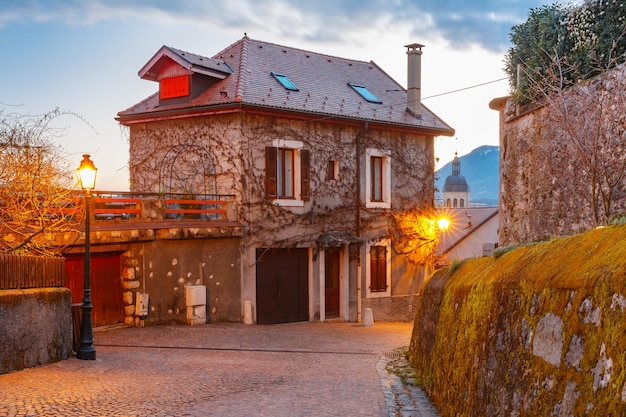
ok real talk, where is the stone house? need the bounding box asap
[117,36,454,324]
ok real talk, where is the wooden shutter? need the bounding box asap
[370,246,387,292]
[265,147,277,199]
[300,149,310,201]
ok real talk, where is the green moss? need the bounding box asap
[410,224,626,416]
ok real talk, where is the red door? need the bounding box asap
[325,247,340,318]
[65,253,124,326]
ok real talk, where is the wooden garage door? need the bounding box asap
[65,252,124,327]
[256,248,309,325]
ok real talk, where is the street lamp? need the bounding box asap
[76,154,97,360]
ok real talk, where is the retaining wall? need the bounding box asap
[409,225,626,416]
[0,288,72,375]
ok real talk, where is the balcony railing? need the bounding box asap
[89,192,237,222]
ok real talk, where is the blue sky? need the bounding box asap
[0,0,557,190]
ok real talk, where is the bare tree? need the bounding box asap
[519,48,626,226]
[0,108,84,255]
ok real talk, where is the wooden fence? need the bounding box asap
[0,254,65,289]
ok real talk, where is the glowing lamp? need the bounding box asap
[437,217,450,231]
[77,154,97,191]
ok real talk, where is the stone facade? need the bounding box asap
[492,65,626,246]
[127,111,437,322]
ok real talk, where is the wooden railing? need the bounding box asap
[89,192,236,222]
[0,254,65,289]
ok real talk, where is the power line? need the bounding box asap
[422,77,509,100]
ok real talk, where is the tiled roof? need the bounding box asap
[118,36,454,135]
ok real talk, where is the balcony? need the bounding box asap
[89,191,238,223]
[81,192,242,242]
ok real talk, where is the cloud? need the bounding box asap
[0,0,547,52]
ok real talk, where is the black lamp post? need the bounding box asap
[76,154,97,360]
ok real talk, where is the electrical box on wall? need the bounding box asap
[136,293,149,317]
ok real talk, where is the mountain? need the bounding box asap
[435,145,499,206]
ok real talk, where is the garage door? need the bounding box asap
[256,248,308,324]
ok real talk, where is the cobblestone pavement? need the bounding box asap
[0,322,440,417]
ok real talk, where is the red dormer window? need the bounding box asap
[160,75,190,99]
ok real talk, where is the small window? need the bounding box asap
[327,160,338,180]
[271,72,299,91]
[348,83,382,104]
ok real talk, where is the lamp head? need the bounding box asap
[77,154,97,191]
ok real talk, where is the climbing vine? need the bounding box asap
[128,112,439,261]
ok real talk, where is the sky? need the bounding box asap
[0,0,558,191]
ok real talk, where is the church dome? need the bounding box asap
[443,153,470,192]
[444,173,469,192]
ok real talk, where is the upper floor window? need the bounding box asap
[371,156,383,202]
[265,140,310,206]
[277,148,295,198]
[365,148,391,208]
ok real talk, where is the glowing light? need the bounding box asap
[437,217,451,231]
[77,154,97,191]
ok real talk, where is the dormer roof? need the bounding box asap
[138,45,232,81]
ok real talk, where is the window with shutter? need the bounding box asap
[265,142,309,206]
[370,245,387,292]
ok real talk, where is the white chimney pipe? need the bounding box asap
[405,43,424,118]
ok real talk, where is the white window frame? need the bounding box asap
[365,148,391,209]
[365,239,391,298]
[272,139,304,207]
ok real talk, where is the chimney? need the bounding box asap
[405,43,424,118]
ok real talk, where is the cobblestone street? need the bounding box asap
[0,322,439,416]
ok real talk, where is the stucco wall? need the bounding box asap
[0,288,72,375]
[120,237,242,326]
[409,225,626,416]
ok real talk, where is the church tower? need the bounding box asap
[442,153,470,208]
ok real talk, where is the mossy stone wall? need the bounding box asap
[0,288,72,374]
[409,225,626,416]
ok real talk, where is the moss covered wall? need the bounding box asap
[409,225,626,416]
[0,288,72,375]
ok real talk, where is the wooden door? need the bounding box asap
[256,248,309,324]
[324,247,340,317]
[65,252,124,326]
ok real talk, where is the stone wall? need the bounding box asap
[409,224,626,416]
[0,288,72,375]
[120,236,242,326]
[493,65,626,246]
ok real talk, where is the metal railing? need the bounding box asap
[0,254,65,289]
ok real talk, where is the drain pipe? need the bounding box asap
[355,123,366,323]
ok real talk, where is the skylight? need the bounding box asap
[348,83,382,104]
[271,72,299,91]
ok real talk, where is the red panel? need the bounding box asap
[160,75,190,99]
[65,253,124,327]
